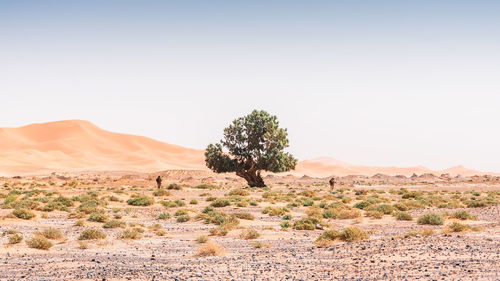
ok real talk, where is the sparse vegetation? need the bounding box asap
[78,229,107,240]
[417,212,444,225]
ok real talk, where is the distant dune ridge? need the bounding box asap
[0,120,495,177]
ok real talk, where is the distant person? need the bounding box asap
[156,176,162,188]
[329,177,335,190]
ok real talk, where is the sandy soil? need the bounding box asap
[0,171,499,280]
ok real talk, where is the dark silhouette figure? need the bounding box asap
[156,176,162,189]
[329,177,335,190]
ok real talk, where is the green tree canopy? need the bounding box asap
[205,110,297,187]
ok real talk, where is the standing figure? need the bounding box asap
[329,177,335,190]
[156,176,162,189]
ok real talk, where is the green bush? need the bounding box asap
[448,222,470,232]
[452,210,476,220]
[103,220,126,228]
[211,198,230,208]
[417,212,444,225]
[88,211,109,223]
[78,229,107,240]
[167,183,182,190]
[127,195,154,206]
[353,201,370,209]
[315,227,369,244]
[293,217,321,230]
[262,206,287,216]
[157,212,171,220]
[12,208,35,220]
[280,221,291,228]
[394,212,413,221]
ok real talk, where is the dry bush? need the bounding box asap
[117,229,141,240]
[8,233,23,244]
[78,229,107,240]
[338,209,361,219]
[12,208,35,220]
[26,235,53,250]
[239,228,260,240]
[196,241,225,256]
[39,228,64,240]
[196,235,209,243]
[234,212,255,220]
[417,212,444,225]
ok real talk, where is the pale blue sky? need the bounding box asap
[1,1,499,171]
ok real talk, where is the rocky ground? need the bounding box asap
[0,171,499,280]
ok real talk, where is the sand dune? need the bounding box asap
[295,158,492,178]
[0,120,494,177]
[0,120,206,175]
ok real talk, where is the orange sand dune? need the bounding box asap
[0,120,495,177]
[295,158,493,178]
[0,120,206,176]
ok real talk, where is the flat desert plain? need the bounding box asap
[0,171,499,281]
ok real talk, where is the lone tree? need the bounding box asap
[205,110,297,187]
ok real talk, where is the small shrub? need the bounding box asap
[262,206,287,216]
[193,184,219,190]
[239,228,260,239]
[196,235,209,243]
[8,233,23,244]
[315,227,368,245]
[211,198,230,208]
[103,220,126,228]
[209,226,229,236]
[78,229,107,240]
[157,212,171,220]
[153,189,171,197]
[228,189,250,196]
[394,212,413,221]
[452,210,476,220]
[190,199,198,205]
[26,236,53,250]
[167,183,182,190]
[176,215,190,223]
[127,195,154,206]
[88,211,109,223]
[234,212,255,220]
[293,217,321,230]
[342,227,369,242]
[196,241,225,256]
[40,228,64,240]
[74,219,85,227]
[280,221,290,228]
[338,209,361,219]
[365,210,383,219]
[448,222,471,232]
[117,229,141,240]
[405,228,435,238]
[282,214,292,220]
[417,212,444,225]
[12,208,35,220]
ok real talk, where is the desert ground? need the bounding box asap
[1,170,499,281]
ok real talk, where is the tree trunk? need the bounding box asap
[236,169,266,187]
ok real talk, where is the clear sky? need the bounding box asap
[1,0,499,171]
